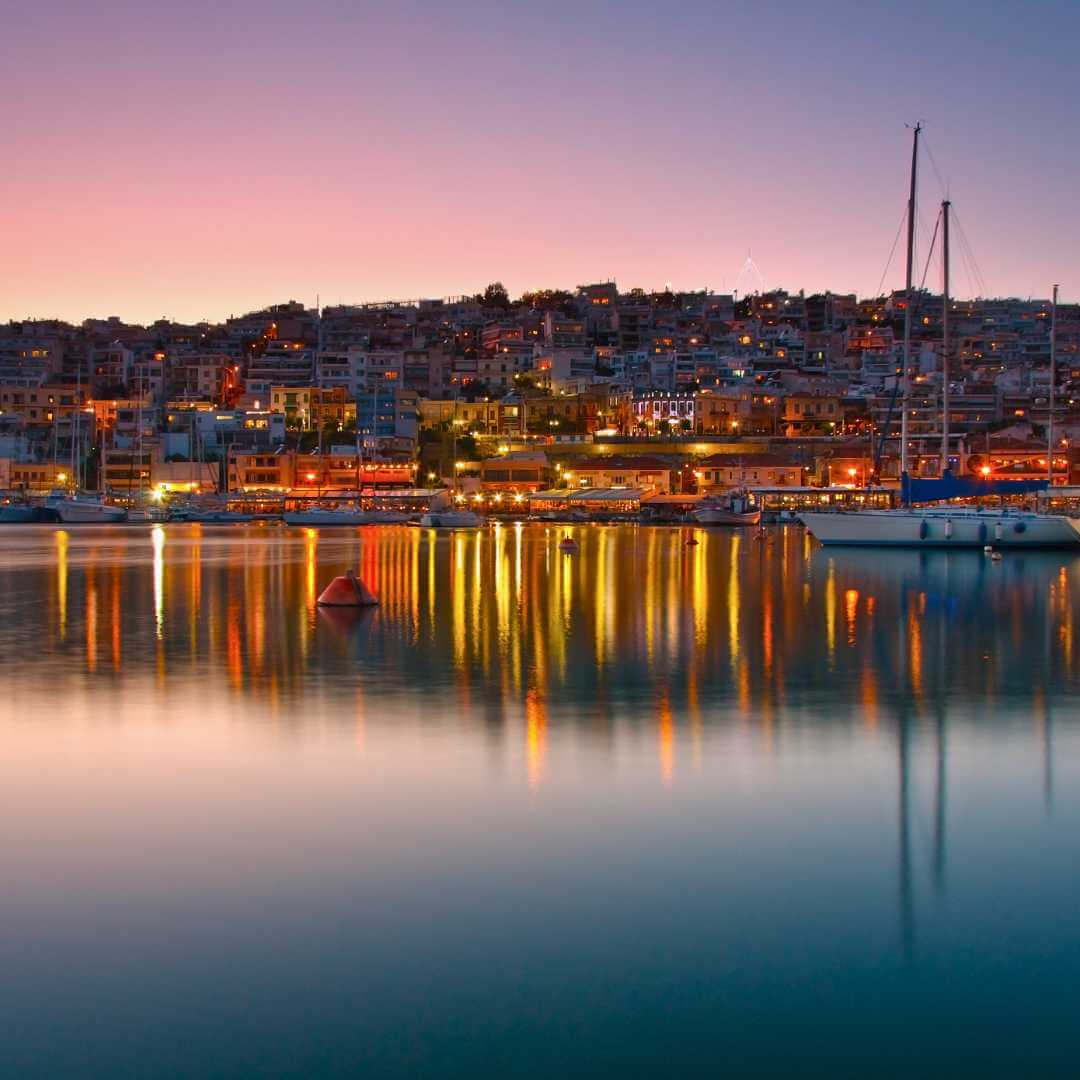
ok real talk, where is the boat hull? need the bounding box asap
[693,508,762,526]
[0,506,37,523]
[801,510,1080,548]
[284,511,369,526]
[54,502,126,524]
[420,512,482,529]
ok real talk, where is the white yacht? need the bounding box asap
[803,126,1073,551]
[45,491,127,524]
[802,506,1080,549]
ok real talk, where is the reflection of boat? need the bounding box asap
[44,491,126,524]
[693,493,761,527]
[802,506,1080,548]
[419,511,482,529]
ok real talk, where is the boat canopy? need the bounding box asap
[902,471,1048,505]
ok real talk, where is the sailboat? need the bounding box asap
[802,126,1079,550]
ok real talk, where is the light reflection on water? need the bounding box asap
[2,523,1080,1077]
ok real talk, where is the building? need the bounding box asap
[696,454,804,491]
[227,450,415,493]
[479,451,549,493]
[781,392,842,436]
[563,455,671,493]
[7,461,70,493]
[0,384,89,425]
[270,386,356,430]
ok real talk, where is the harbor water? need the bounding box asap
[2,523,1080,1077]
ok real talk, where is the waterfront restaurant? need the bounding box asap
[750,485,895,518]
[527,487,646,518]
[566,488,646,516]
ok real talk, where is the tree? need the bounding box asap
[520,288,573,310]
[456,433,479,460]
[475,282,510,310]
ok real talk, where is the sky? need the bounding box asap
[2,0,1077,324]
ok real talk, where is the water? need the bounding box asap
[2,522,1079,1077]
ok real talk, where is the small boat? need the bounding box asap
[419,510,482,529]
[558,537,579,554]
[44,490,127,524]
[126,507,168,524]
[693,492,761,527]
[284,507,370,526]
[171,507,256,523]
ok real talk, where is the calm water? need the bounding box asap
[2,522,1080,1077]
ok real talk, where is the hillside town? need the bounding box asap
[1,281,1077,517]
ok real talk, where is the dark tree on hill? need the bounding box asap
[475,282,511,310]
[520,288,573,310]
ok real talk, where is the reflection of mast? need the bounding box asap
[896,599,914,958]
[898,707,914,959]
[1041,584,1055,814]
[933,707,947,895]
[932,558,948,896]
[1044,699,1054,814]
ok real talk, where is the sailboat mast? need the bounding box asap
[71,361,81,489]
[1048,283,1059,484]
[940,200,950,473]
[900,123,921,481]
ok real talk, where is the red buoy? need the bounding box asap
[317,569,379,607]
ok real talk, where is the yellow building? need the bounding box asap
[270,386,356,430]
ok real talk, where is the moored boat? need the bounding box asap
[126,506,168,523]
[284,507,370,526]
[693,492,761,526]
[44,491,127,524]
[0,497,37,523]
[419,510,482,529]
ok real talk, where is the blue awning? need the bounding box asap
[902,471,1048,505]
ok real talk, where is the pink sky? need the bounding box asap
[3,1,1076,323]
